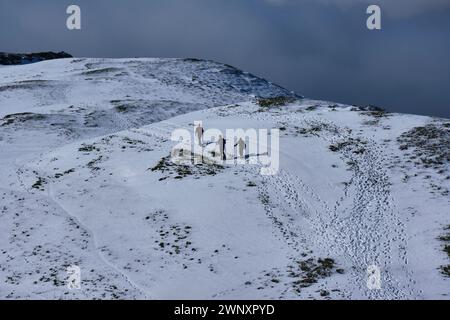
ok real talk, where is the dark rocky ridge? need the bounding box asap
[0,51,72,65]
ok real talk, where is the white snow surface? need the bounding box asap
[0,58,449,299]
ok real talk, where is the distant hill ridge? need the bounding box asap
[0,51,72,65]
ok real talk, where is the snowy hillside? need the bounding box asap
[0,58,449,299]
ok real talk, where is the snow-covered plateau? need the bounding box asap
[0,58,449,299]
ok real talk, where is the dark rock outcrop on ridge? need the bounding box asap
[0,52,72,65]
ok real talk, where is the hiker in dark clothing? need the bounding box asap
[218,135,226,160]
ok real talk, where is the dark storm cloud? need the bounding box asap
[1,0,449,117]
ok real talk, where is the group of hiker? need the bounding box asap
[195,123,246,161]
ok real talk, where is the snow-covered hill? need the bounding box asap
[0,58,449,299]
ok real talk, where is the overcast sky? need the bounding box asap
[1,0,449,118]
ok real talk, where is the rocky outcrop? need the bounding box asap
[0,51,72,65]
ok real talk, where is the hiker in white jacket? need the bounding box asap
[235,137,246,159]
[195,123,204,145]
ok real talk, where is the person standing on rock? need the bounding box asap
[195,123,204,145]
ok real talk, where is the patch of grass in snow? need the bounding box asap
[305,105,318,111]
[114,105,130,113]
[362,110,390,125]
[438,225,450,277]
[366,110,389,118]
[31,177,46,190]
[0,80,50,92]
[1,113,46,126]
[397,123,450,172]
[351,105,386,113]
[281,121,339,138]
[150,154,224,180]
[444,245,450,258]
[328,138,367,154]
[256,96,296,109]
[86,156,103,172]
[296,125,323,136]
[254,257,343,297]
[438,226,450,255]
[439,234,450,243]
[82,67,121,76]
[440,265,450,277]
[144,210,198,263]
[183,58,203,63]
[296,123,335,137]
[350,105,390,126]
[54,168,75,179]
[258,193,270,206]
[291,258,341,289]
[246,181,257,187]
[111,100,141,113]
[121,137,148,150]
[156,223,195,257]
[78,143,100,153]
